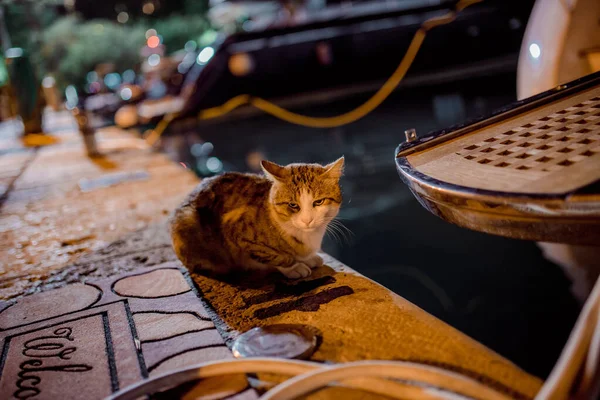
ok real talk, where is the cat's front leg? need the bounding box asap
[277,263,312,279]
[302,254,324,269]
[245,247,310,279]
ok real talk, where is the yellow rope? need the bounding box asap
[146,0,481,145]
[144,112,177,149]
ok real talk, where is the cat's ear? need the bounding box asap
[323,156,344,179]
[261,160,287,181]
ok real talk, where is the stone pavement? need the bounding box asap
[0,112,197,299]
[0,110,543,399]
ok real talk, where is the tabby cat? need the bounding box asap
[170,157,344,279]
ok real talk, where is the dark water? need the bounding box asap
[163,72,580,378]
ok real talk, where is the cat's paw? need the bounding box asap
[277,263,312,279]
[304,254,324,269]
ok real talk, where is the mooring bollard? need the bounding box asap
[66,84,100,158]
[73,106,99,157]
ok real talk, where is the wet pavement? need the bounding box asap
[162,71,581,378]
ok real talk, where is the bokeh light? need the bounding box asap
[529,43,541,59]
[42,76,56,88]
[117,11,129,24]
[86,71,98,83]
[65,85,78,109]
[88,81,101,93]
[147,35,160,49]
[145,29,157,39]
[122,69,136,83]
[197,47,215,64]
[185,40,197,52]
[120,87,133,101]
[228,53,254,77]
[142,2,155,14]
[191,142,214,157]
[206,157,223,173]
[104,73,121,89]
[148,54,161,67]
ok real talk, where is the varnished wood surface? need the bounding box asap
[408,86,600,194]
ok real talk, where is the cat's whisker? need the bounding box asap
[327,223,347,244]
[325,226,342,244]
[335,225,354,239]
[318,215,349,225]
[333,224,353,245]
[326,222,351,245]
[332,221,348,229]
[317,217,353,245]
[328,219,354,239]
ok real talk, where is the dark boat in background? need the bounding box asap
[140,0,535,124]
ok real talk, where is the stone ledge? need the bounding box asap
[191,253,543,400]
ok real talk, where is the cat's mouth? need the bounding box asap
[292,223,319,232]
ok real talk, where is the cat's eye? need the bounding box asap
[288,202,299,210]
[313,198,325,207]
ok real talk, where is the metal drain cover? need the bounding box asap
[232,324,318,360]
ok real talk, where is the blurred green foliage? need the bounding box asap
[2,2,209,93]
[151,15,209,52]
[41,17,146,91]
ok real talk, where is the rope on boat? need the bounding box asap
[145,0,483,146]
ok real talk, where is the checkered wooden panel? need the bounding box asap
[456,96,600,172]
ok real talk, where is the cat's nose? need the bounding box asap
[301,216,314,226]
